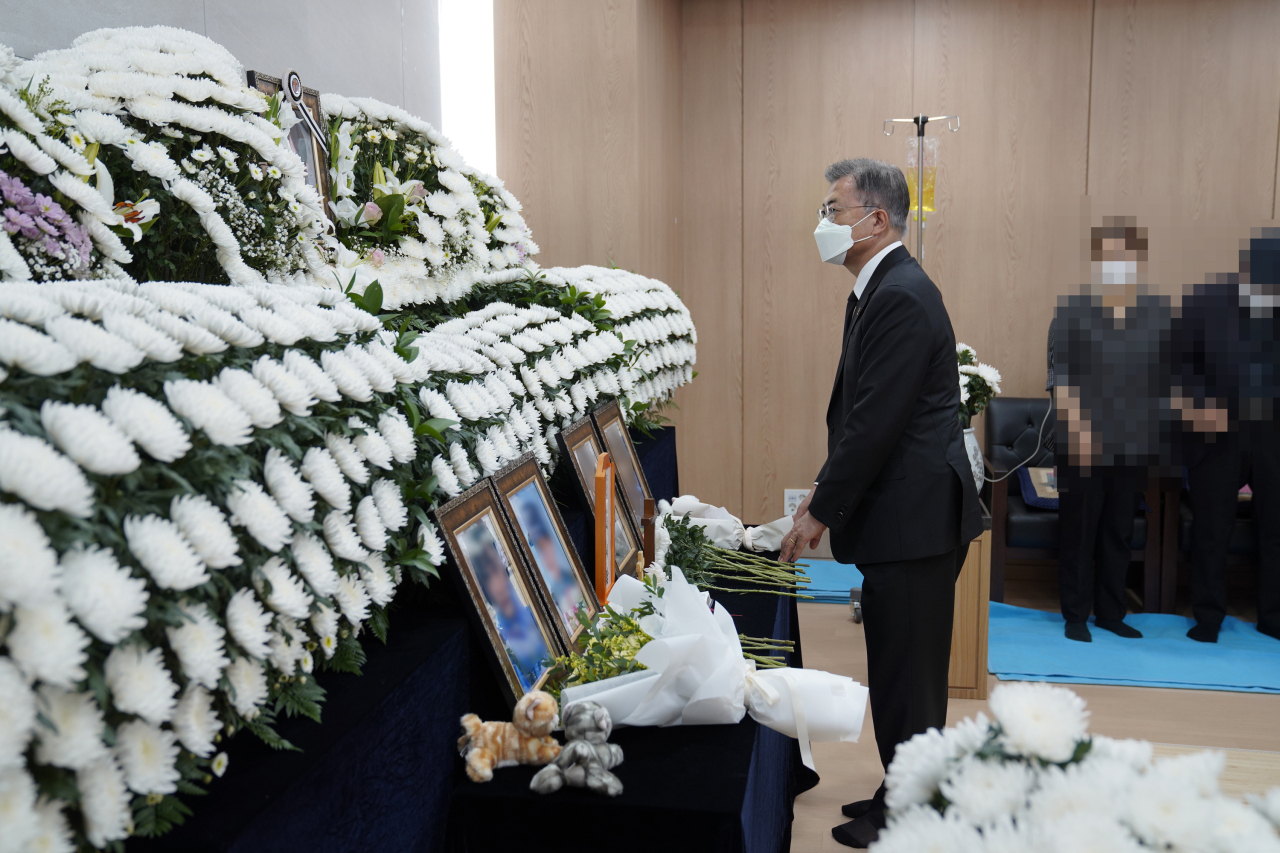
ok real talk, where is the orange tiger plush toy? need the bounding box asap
[458,690,562,782]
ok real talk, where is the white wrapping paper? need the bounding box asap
[667,495,747,549]
[561,568,867,770]
[742,515,794,553]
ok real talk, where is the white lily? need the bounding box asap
[373,168,423,202]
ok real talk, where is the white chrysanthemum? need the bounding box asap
[1026,759,1135,826]
[448,441,479,487]
[938,756,1036,826]
[226,656,268,719]
[252,355,315,417]
[419,387,461,423]
[101,310,182,363]
[989,682,1089,763]
[333,572,371,624]
[254,556,313,620]
[319,349,373,402]
[474,437,500,475]
[300,447,351,512]
[172,684,221,758]
[145,309,228,355]
[29,796,74,853]
[291,531,339,597]
[0,768,39,853]
[114,720,179,795]
[39,401,140,476]
[77,757,131,848]
[266,616,308,675]
[0,503,60,611]
[7,602,89,688]
[169,494,241,569]
[323,510,369,562]
[873,805,985,853]
[0,430,94,518]
[885,727,954,811]
[378,410,416,463]
[311,602,340,658]
[0,659,35,771]
[226,479,293,552]
[368,479,408,532]
[359,554,396,607]
[345,343,397,392]
[44,315,144,373]
[0,318,77,376]
[326,433,369,484]
[124,514,208,590]
[418,519,446,565]
[1249,788,1280,828]
[1086,735,1153,772]
[163,379,254,446]
[282,349,341,402]
[100,386,192,463]
[354,495,388,552]
[489,424,516,461]
[264,448,315,523]
[350,418,394,470]
[33,685,107,771]
[431,454,462,497]
[1125,771,1214,852]
[226,588,273,659]
[165,602,228,690]
[58,546,148,644]
[103,644,178,726]
[214,368,283,429]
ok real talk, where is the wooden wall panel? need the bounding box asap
[670,0,744,517]
[912,0,1093,409]
[740,0,914,522]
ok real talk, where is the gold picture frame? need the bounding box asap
[246,69,333,222]
[492,453,600,650]
[434,480,564,707]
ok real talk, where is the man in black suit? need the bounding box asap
[781,158,983,848]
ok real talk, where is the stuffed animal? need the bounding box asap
[458,690,561,782]
[529,701,624,797]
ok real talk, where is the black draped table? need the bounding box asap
[130,428,819,852]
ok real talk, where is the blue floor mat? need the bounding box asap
[988,602,1280,694]
[795,559,863,603]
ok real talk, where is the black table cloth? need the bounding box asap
[446,582,819,853]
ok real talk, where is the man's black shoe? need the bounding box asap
[1064,622,1092,642]
[832,815,882,849]
[1096,619,1143,639]
[841,798,876,819]
[1187,622,1220,643]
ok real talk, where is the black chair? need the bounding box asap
[985,397,1163,609]
[1161,477,1257,613]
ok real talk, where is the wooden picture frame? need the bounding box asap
[492,453,600,650]
[246,69,333,221]
[592,399,653,532]
[557,415,642,586]
[433,480,563,706]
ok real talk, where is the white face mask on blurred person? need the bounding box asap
[814,210,876,265]
[1093,259,1138,286]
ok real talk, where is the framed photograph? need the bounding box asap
[592,399,653,531]
[557,415,642,585]
[434,481,563,706]
[492,454,600,649]
[246,69,333,220]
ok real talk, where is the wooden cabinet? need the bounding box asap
[948,529,992,700]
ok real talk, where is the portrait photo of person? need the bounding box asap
[457,511,554,693]
[509,480,589,631]
[569,433,637,571]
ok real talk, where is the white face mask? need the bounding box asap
[814,210,877,265]
[1093,259,1138,286]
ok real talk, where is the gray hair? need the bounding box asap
[824,158,910,235]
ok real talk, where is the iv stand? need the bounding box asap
[882,114,959,267]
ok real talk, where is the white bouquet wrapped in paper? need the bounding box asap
[562,568,867,770]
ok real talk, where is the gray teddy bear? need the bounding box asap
[529,701,624,797]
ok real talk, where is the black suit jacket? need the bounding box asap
[808,246,983,564]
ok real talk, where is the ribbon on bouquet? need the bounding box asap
[561,568,867,771]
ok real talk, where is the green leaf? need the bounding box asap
[414,417,456,441]
[361,281,383,315]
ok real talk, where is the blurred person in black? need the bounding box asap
[1173,229,1280,643]
[1052,217,1172,643]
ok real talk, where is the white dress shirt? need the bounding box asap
[853,240,904,301]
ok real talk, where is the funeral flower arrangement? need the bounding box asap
[956,342,1001,428]
[0,25,699,852]
[321,93,538,310]
[871,682,1280,853]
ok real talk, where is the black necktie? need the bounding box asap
[841,293,859,343]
